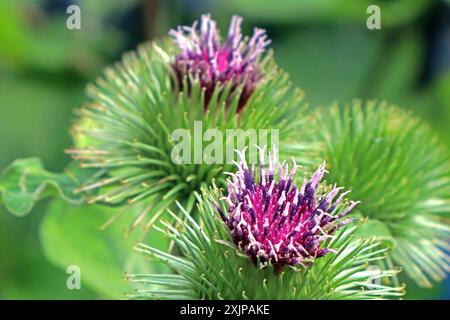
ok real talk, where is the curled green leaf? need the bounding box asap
[0,158,94,216]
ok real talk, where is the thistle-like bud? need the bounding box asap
[170,14,270,110]
[310,101,450,287]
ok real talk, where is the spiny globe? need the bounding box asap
[310,100,450,287]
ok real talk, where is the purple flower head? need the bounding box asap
[169,14,271,111]
[217,147,359,273]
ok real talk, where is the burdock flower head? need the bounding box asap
[129,147,404,300]
[58,14,309,232]
[0,14,312,233]
[170,14,270,110]
[217,147,359,272]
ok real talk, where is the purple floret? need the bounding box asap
[219,147,359,273]
[169,14,271,111]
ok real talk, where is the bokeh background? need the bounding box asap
[0,0,449,299]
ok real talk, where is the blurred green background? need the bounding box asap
[0,0,449,299]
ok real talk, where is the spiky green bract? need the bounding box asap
[127,190,404,300]
[310,100,450,287]
[68,38,315,231]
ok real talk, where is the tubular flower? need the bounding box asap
[217,148,359,272]
[170,14,270,110]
